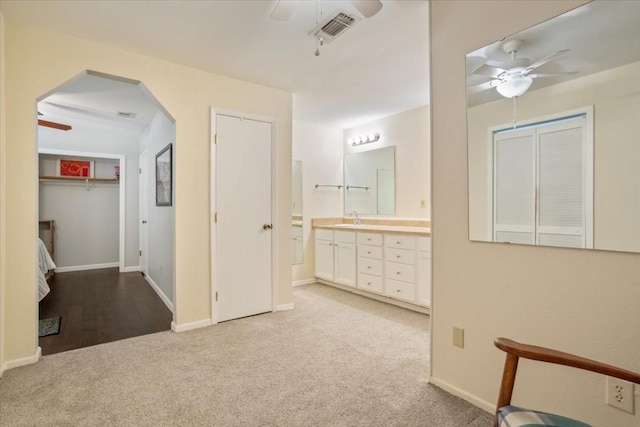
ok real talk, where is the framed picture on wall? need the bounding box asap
[56,159,94,178]
[155,143,172,206]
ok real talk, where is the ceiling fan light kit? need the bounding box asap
[496,74,533,98]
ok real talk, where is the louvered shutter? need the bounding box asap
[536,120,586,248]
[493,129,535,244]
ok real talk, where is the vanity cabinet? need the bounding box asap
[315,228,431,310]
[314,229,356,287]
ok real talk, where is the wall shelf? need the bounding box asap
[39,175,119,183]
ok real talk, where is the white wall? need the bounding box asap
[468,61,640,252]
[291,121,343,283]
[39,155,119,269]
[430,2,640,426]
[344,105,431,219]
[38,114,142,268]
[1,22,292,366]
[140,110,175,304]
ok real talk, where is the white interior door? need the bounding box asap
[215,114,272,322]
[139,151,149,275]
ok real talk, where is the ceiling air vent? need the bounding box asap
[308,10,360,44]
[117,111,137,119]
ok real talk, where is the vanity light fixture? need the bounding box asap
[349,133,380,146]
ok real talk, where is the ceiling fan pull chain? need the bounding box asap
[512,96,517,129]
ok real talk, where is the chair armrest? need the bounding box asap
[495,337,640,384]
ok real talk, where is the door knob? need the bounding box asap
[142,220,147,224]
[263,224,272,230]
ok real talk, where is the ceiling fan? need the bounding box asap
[37,111,72,131]
[270,0,383,21]
[468,39,578,98]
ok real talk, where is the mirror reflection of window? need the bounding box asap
[466,0,640,253]
[292,160,303,265]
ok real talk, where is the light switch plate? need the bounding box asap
[453,327,464,348]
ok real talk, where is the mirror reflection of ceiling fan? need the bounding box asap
[468,39,578,98]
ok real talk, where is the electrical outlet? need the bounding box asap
[453,327,464,348]
[606,376,634,414]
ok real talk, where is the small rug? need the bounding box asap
[39,317,61,337]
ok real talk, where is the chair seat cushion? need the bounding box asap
[497,405,591,427]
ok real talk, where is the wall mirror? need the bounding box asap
[292,159,303,265]
[466,0,640,253]
[344,146,395,215]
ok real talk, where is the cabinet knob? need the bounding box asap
[396,289,401,293]
[367,282,371,285]
[263,224,272,230]
[367,266,371,269]
[396,255,400,259]
[396,241,401,245]
[142,220,147,224]
[367,251,371,254]
[396,272,401,275]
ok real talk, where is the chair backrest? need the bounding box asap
[494,337,640,425]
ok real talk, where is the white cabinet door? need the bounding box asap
[315,239,334,281]
[334,242,356,287]
[417,251,431,307]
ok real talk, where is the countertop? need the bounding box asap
[313,223,430,236]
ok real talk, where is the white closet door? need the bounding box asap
[493,129,536,244]
[536,120,586,248]
[216,114,273,322]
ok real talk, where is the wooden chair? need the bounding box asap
[494,337,640,427]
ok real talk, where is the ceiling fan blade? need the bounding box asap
[526,71,579,78]
[350,0,383,18]
[472,64,507,79]
[524,49,570,73]
[467,80,501,95]
[38,119,72,131]
[270,0,299,21]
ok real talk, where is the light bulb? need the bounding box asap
[496,75,533,98]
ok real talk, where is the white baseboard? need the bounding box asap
[171,319,212,333]
[1,346,41,374]
[142,274,174,313]
[276,303,295,311]
[429,377,494,414]
[55,262,119,273]
[293,279,316,287]
[121,266,141,273]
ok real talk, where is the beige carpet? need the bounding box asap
[0,283,493,426]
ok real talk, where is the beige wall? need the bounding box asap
[344,105,431,219]
[431,1,640,426]
[0,11,6,373]
[468,62,640,252]
[1,23,292,365]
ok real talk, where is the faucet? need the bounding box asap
[350,210,361,225]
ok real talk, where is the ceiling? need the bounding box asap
[1,0,430,129]
[466,0,640,106]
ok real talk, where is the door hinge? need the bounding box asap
[214,212,217,223]
[139,168,142,174]
[215,291,219,302]
[214,134,218,145]
[139,250,142,256]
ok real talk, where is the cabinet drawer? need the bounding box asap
[359,257,382,276]
[385,234,416,250]
[357,272,383,294]
[385,278,416,303]
[315,229,333,241]
[357,232,383,246]
[384,247,415,265]
[385,261,416,284]
[417,236,431,252]
[358,244,382,260]
[334,230,356,244]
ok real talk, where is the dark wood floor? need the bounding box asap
[39,268,173,355]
